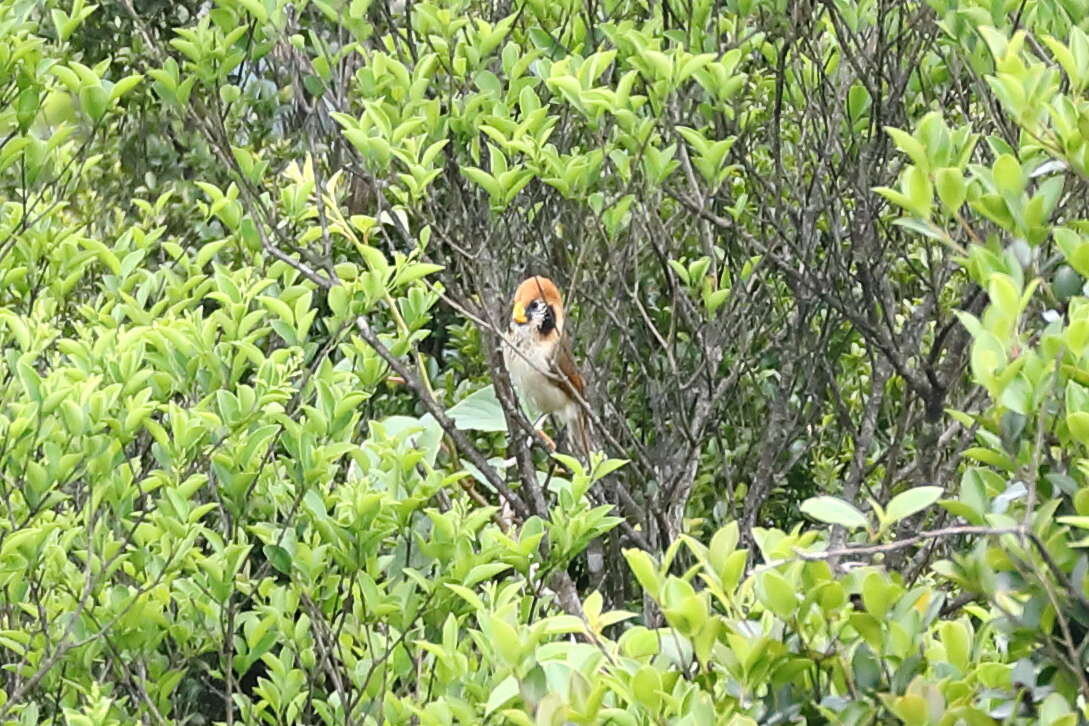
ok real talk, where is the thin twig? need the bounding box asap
[354,315,529,518]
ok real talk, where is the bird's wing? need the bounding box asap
[551,334,585,398]
[552,335,592,461]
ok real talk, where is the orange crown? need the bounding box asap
[511,276,565,327]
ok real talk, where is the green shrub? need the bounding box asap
[2,0,1089,723]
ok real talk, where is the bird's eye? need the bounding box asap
[526,300,540,313]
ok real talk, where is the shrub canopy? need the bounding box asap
[1,0,1089,724]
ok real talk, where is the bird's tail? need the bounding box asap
[562,404,593,464]
[562,403,604,586]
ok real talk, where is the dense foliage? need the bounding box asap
[2,0,1089,723]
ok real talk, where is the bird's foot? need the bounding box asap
[535,429,557,451]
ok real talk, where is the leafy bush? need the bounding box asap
[1,0,1088,723]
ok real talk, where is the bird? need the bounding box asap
[502,275,592,462]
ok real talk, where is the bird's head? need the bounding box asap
[511,275,564,337]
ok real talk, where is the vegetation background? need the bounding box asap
[1,0,1088,722]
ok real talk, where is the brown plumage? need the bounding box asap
[503,276,592,461]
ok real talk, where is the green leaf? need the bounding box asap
[708,522,738,581]
[1067,411,1089,445]
[110,74,144,101]
[258,295,294,324]
[16,357,42,402]
[1057,515,1089,529]
[887,694,929,726]
[642,49,673,82]
[623,548,660,599]
[264,545,292,575]
[892,217,946,241]
[676,52,713,83]
[885,486,944,524]
[935,167,966,212]
[940,620,971,672]
[499,710,537,726]
[395,262,443,288]
[852,643,881,690]
[357,244,389,274]
[461,166,501,198]
[445,584,485,611]
[16,87,39,132]
[486,615,522,667]
[1054,227,1089,277]
[992,154,1023,196]
[79,85,110,123]
[987,274,1020,319]
[885,127,929,171]
[78,238,122,275]
[546,74,584,109]
[861,572,895,620]
[485,675,519,716]
[874,185,915,214]
[631,666,663,710]
[969,330,1007,386]
[800,496,869,529]
[474,70,501,94]
[447,385,508,432]
[904,165,932,217]
[463,563,511,588]
[757,570,797,619]
[720,550,747,591]
[237,0,269,22]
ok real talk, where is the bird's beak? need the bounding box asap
[512,301,527,324]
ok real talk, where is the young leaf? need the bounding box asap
[800,496,869,529]
[935,167,966,212]
[885,127,929,171]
